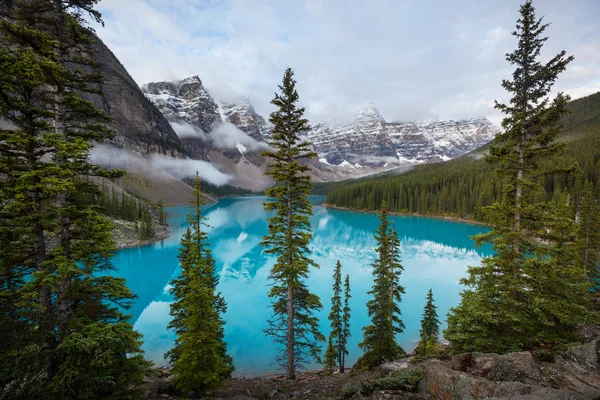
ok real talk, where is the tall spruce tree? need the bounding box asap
[0,1,150,398]
[445,0,596,353]
[166,172,234,393]
[416,289,440,356]
[327,261,351,373]
[341,274,352,372]
[359,202,405,368]
[261,68,324,379]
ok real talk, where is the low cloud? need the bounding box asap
[170,121,207,140]
[211,123,253,148]
[90,144,231,186]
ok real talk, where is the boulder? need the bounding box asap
[381,358,413,376]
[419,361,496,399]
[487,352,545,385]
[419,361,584,399]
[546,356,600,399]
[451,352,499,376]
[565,339,598,368]
[451,351,544,385]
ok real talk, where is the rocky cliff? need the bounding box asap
[87,38,185,157]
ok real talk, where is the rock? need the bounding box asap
[340,382,362,398]
[546,356,600,399]
[487,352,545,385]
[565,339,598,368]
[451,351,544,385]
[419,361,584,399]
[381,358,413,376]
[268,388,278,398]
[451,352,499,376]
[419,361,496,399]
[577,326,600,343]
[348,391,365,400]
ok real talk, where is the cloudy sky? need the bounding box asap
[93,0,600,125]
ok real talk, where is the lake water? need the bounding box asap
[112,196,492,376]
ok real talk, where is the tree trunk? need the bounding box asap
[514,133,524,272]
[286,189,295,380]
[286,281,295,380]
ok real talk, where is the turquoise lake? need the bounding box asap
[112,196,492,376]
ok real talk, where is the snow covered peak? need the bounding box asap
[142,76,220,133]
[355,103,385,123]
[180,75,202,86]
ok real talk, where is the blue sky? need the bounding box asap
[93,0,600,124]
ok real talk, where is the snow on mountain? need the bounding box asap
[310,105,500,166]
[141,76,500,184]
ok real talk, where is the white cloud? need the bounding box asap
[170,121,206,139]
[92,0,600,124]
[90,144,231,185]
[209,122,267,151]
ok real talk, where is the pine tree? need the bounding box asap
[261,68,324,379]
[327,261,351,373]
[323,334,337,376]
[159,199,167,225]
[359,202,405,368]
[445,1,596,353]
[341,274,352,373]
[0,1,150,398]
[166,172,234,393]
[416,289,440,356]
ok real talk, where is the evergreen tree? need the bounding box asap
[341,274,352,373]
[159,199,167,225]
[0,1,150,398]
[327,261,351,373]
[261,68,324,379]
[445,1,596,353]
[323,334,337,376]
[166,172,234,393]
[416,289,440,356]
[359,202,405,368]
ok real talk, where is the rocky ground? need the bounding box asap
[144,334,600,400]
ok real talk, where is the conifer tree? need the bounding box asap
[327,261,351,373]
[341,274,352,372]
[261,68,324,379]
[323,335,337,376]
[445,0,596,353]
[0,1,150,398]
[159,199,167,225]
[359,202,405,368]
[416,289,440,356]
[166,172,233,393]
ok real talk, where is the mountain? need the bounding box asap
[141,76,273,191]
[310,104,499,166]
[325,91,600,220]
[141,76,500,179]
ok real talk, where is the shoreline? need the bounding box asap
[322,203,488,226]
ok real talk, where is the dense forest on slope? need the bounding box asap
[325,92,600,220]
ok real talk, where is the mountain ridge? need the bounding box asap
[141,76,500,171]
